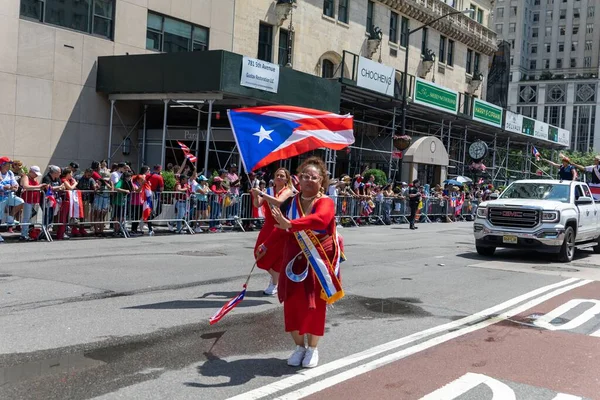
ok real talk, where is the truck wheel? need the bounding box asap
[476,246,495,257]
[558,226,575,262]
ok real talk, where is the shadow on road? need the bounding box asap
[183,352,293,388]
[123,299,271,310]
[456,248,594,264]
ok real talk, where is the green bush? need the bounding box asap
[363,169,387,186]
[162,171,176,191]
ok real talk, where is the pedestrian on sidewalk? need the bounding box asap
[408,179,421,230]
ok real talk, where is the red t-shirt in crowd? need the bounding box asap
[92,171,102,180]
[148,173,164,192]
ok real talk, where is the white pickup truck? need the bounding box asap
[473,179,600,262]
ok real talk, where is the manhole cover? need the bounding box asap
[532,266,579,272]
[177,251,226,257]
[0,274,11,278]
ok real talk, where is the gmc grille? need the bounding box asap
[489,208,539,228]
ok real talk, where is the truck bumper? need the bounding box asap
[474,223,565,253]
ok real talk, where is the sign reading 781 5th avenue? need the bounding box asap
[472,98,503,128]
[240,56,280,94]
[413,78,459,114]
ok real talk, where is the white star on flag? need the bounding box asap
[253,126,274,144]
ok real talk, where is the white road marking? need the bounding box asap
[534,299,600,331]
[420,373,516,400]
[227,278,582,400]
[274,279,591,400]
[468,261,600,281]
[551,395,583,400]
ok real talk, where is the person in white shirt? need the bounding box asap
[573,156,600,200]
[110,162,126,184]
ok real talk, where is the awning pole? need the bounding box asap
[141,105,147,166]
[195,107,202,171]
[160,99,168,168]
[108,99,115,164]
[492,133,497,184]
[203,100,214,175]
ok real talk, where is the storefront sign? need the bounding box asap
[558,128,570,146]
[473,99,503,128]
[356,56,395,96]
[413,78,459,114]
[240,56,280,93]
[522,117,535,136]
[504,111,522,134]
[534,120,549,140]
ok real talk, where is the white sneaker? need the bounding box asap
[263,282,278,296]
[302,347,319,368]
[148,231,155,237]
[0,236,4,243]
[194,227,203,233]
[287,345,306,367]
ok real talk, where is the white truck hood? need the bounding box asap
[481,198,567,210]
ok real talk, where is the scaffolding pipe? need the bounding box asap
[160,99,168,168]
[107,99,115,164]
[461,128,467,175]
[491,133,497,184]
[203,100,214,175]
[389,107,397,179]
[195,107,201,171]
[446,121,452,155]
[505,137,510,185]
[141,104,147,166]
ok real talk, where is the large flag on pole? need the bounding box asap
[227,105,354,172]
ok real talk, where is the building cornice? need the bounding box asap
[379,0,498,56]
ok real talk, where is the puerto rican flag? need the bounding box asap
[141,183,153,221]
[532,146,541,161]
[177,141,197,163]
[46,187,57,208]
[184,152,197,163]
[177,141,191,153]
[228,105,355,171]
[209,285,247,325]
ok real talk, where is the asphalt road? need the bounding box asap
[1,222,600,399]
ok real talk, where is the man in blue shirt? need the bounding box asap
[0,157,25,239]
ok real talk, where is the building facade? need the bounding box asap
[0,0,499,170]
[493,0,600,152]
[0,0,234,169]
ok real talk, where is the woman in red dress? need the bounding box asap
[251,168,293,295]
[256,157,344,368]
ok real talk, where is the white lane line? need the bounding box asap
[227,278,581,400]
[275,279,592,400]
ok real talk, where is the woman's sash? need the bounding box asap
[287,196,344,304]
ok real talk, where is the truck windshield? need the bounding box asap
[500,183,570,203]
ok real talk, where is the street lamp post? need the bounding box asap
[399,9,474,139]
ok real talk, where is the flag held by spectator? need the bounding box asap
[228,105,355,172]
[209,285,247,325]
[45,187,57,209]
[532,146,541,161]
[177,141,197,163]
[141,183,153,221]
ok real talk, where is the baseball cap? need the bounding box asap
[30,166,42,177]
[198,175,208,181]
[69,162,79,169]
[0,157,11,165]
[219,168,228,174]
[230,163,237,168]
[213,176,223,182]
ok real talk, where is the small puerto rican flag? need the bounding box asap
[532,146,541,161]
[209,286,247,325]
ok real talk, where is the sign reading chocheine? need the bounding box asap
[356,56,395,96]
[240,56,280,94]
[413,77,459,114]
[472,98,503,128]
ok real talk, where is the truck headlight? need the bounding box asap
[476,207,488,218]
[542,211,559,222]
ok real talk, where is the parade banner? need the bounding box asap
[356,56,395,96]
[473,98,503,128]
[240,56,280,93]
[413,78,459,114]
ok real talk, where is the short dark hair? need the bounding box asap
[412,179,420,185]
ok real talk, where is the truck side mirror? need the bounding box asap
[576,196,593,205]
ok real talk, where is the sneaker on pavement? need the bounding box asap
[263,283,278,296]
[194,227,203,233]
[287,345,306,367]
[302,347,319,368]
[0,236,4,243]
[148,231,155,237]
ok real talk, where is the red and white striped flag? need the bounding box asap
[209,286,247,325]
[177,141,191,152]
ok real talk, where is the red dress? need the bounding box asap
[264,196,340,336]
[254,188,288,272]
